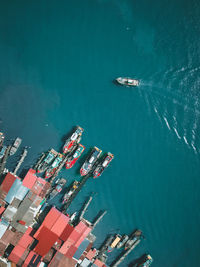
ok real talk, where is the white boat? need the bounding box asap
[10,137,22,155]
[116,77,139,87]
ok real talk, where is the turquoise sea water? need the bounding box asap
[0,0,200,266]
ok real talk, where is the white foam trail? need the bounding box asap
[191,141,198,154]
[163,117,171,130]
[173,127,181,139]
[183,136,189,146]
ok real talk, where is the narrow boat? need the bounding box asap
[10,137,22,155]
[116,77,139,87]
[63,126,84,154]
[45,153,63,179]
[62,180,79,204]
[124,230,143,250]
[37,149,58,173]
[116,234,129,249]
[0,132,5,147]
[0,146,7,159]
[80,147,102,176]
[48,178,66,200]
[137,254,153,267]
[93,152,114,178]
[65,144,85,169]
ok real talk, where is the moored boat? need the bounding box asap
[116,234,129,249]
[0,146,7,159]
[65,144,85,169]
[62,180,79,204]
[45,153,64,179]
[48,178,66,200]
[93,152,114,178]
[63,126,84,154]
[124,230,143,250]
[0,132,5,147]
[80,147,102,176]
[116,77,139,87]
[137,254,153,267]
[37,149,58,173]
[107,234,122,252]
[10,137,22,155]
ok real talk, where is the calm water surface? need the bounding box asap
[0,1,200,266]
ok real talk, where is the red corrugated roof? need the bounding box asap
[22,169,37,189]
[86,248,97,261]
[60,224,74,241]
[93,259,105,267]
[51,213,70,236]
[22,251,40,267]
[31,180,44,195]
[59,221,91,256]
[18,233,33,249]
[68,230,81,243]
[36,177,46,185]
[34,226,58,256]
[65,245,78,258]
[75,221,87,233]
[59,240,73,255]
[0,206,5,216]
[1,172,17,193]
[8,244,26,263]
[34,207,61,239]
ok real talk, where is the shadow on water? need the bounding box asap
[128,254,149,267]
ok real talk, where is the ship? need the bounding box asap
[48,178,66,200]
[116,77,139,87]
[63,126,84,154]
[80,147,102,176]
[0,132,5,147]
[65,144,85,169]
[116,234,129,249]
[137,254,153,267]
[124,230,143,250]
[93,152,114,178]
[10,137,22,155]
[62,180,79,204]
[37,149,58,173]
[45,153,64,179]
[107,234,122,252]
[0,146,7,159]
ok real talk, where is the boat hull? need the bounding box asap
[116,77,139,87]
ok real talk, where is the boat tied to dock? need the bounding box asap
[62,180,79,204]
[63,126,84,154]
[124,229,143,250]
[80,146,102,176]
[93,152,114,178]
[48,178,66,200]
[116,234,129,249]
[0,146,7,159]
[9,137,22,155]
[137,254,153,267]
[37,149,57,173]
[65,143,85,169]
[0,132,5,147]
[45,153,64,179]
[116,77,139,87]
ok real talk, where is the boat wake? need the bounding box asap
[138,81,200,155]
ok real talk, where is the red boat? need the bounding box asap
[65,144,85,169]
[63,126,84,154]
[93,152,114,178]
